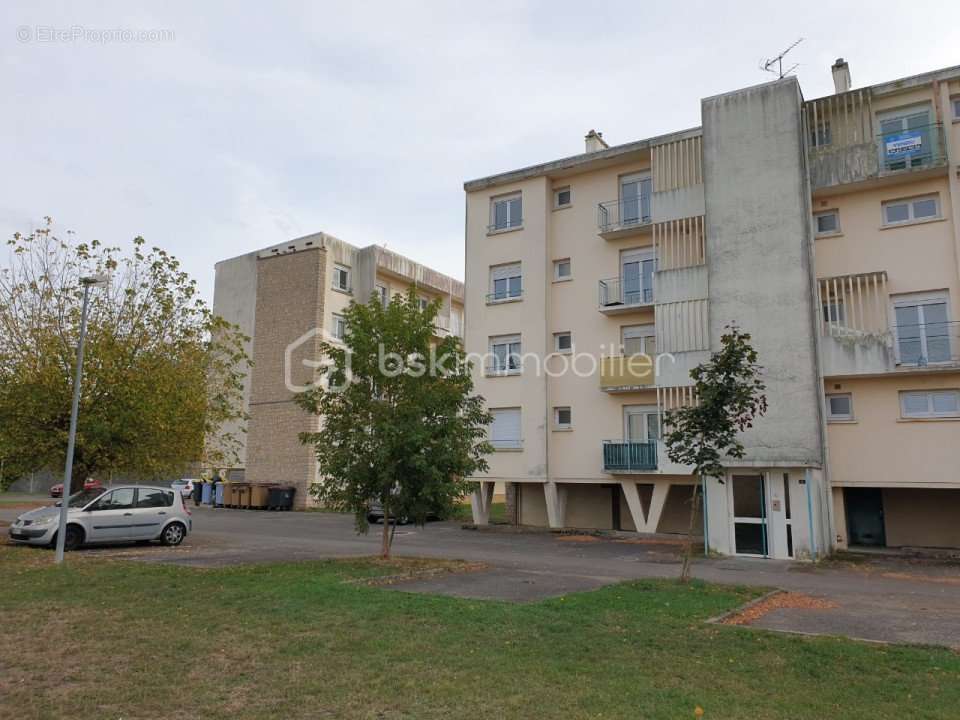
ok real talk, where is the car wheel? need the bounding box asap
[63,525,84,551]
[160,522,186,546]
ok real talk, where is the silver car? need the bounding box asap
[8,485,192,551]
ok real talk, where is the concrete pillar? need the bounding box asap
[504,482,518,525]
[621,480,670,533]
[470,481,496,525]
[543,482,567,529]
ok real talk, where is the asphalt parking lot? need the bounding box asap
[5,501,960,649]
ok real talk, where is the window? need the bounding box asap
[332,313,347,340]
[332,264,351,292]
[604,248,656,306]
[883,195,940,225]
[554,406,572,429]
[489,335,521,374]
[490,193,522,231]
[826,394,853,421]
[489,263,522,301]
[553,258,572,281]
[554,187,571,208]
[136,488,174,508]
[893,294,951,365]
[376,284,388,308]
[619,173,652,225]
[810,120,831,147]
[624,405,659,442]
[554,332,572,353]
[953,97,960,119]
[490,408,522,448]
[622,325,656,356]
[91,488,135,511]
[822,300,845,325]
[878,106,935,171]
[815,210,840,235]
[418,295,430,312]
[900,390,960,419]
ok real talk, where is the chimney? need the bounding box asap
[831,58,851,94]
[584,129,609,153]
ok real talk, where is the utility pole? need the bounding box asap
[54,274,108,564]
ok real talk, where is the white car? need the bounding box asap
[171,479,196,499]
[8,485,192,551]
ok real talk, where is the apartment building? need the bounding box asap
[465,60,960,557]
[213,232,464,508]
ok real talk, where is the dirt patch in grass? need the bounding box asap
[720,591,838,626]
[344,559,489,587]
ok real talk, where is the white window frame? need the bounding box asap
[553,258,572,281]
[882,194,940,226]
[490,193,522,232]
[953,96,960,120]
[332,313,347,341]
[375,284,388,308]
[621,324,656,356]
[554,332,573,354]
[900,390,960,419]
[826,393,854,422]
[553,406,572,430]
[489,262,523,302]
[891,292,951,366]
[332,264,351,293]
[554,186,572,209]
[417,295,430,312]
[814,210,840,236]
[490,407,522,449]
[488,334,521,375]
[822,299,845,326]
[623,404,660,442]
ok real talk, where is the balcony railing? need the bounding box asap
[602,441,657,472]
[599,276,654,309]
[486,289,522,304]
[598,197,652,237]
[877,123,946,174]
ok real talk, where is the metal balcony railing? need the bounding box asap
[877,123,947,174]
[484,358,522,376]
[893,319,960,366]
[598,197,652,234]
[598,276,654,308]
[487,217,523,233]
[602,441,657,472]
[486,289,523,303]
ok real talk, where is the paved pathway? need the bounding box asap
[4,502,960,649]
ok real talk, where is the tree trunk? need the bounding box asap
[380,504,391,559]
[679,480,702,584]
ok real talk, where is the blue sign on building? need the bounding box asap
[884,130,924,161]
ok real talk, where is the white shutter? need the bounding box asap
[490,408,521,448]
[490,263,521,282]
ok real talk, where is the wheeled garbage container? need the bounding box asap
[234,483,252,509]
[201,483,213,505]
[214,481,224,507]
[266,486,296,511]
[249,484,275,509]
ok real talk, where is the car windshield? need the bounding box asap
[67,488,105,508]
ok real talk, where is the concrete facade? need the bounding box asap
[465,62,960,557]
[212,233,464,509]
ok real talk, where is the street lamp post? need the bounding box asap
[54,274,109,564]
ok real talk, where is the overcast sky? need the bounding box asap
[2,1,958,302]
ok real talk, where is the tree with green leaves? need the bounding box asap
[296,288,492,558]
[663,325,767,582]
[0,218,250,492]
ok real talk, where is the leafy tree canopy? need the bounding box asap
[0,218,250,490]
[296,288,492,557]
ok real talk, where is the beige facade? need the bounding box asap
[213,233,464,508]
[465,60,960,556]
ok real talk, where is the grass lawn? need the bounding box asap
[1,545,958,719]
[451,501,507,523]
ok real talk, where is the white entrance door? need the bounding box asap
[731,474,768,557]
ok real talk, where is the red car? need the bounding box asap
[49,479,104,498]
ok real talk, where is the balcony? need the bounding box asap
[808,121,947,191]
[600,355,654,392]
[602,441,657,473]
[432,314,462,339]
[597,198,652,240]
[485,289,522,305]
[598,277,654,314]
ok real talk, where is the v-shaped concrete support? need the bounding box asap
[470,481,496,525]
[621,481,670,534]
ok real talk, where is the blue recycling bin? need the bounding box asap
[201,483,213,505]
[214,482,224,507]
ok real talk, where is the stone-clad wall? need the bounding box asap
[245,247,327,507]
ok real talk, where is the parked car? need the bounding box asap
[9,485,192,551]
[365,501,442,525]
[49,478,103,498]
[171,479,196,499]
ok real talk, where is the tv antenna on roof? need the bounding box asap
[760,38,803,78]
